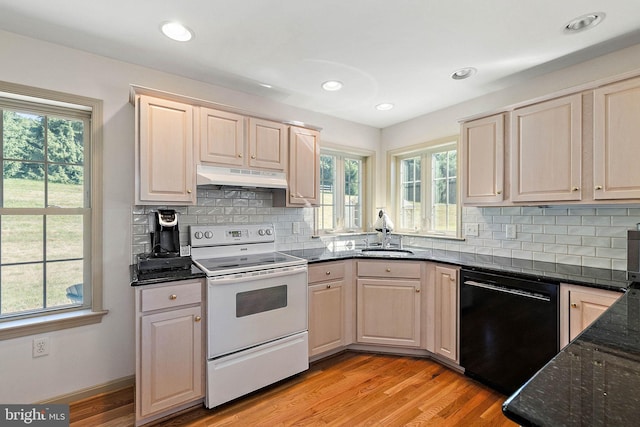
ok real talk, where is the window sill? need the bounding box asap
[0,308,109,340]
[398,231,465,241]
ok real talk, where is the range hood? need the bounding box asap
[196,164,288,189]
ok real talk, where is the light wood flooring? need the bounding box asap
[69,351,517,426]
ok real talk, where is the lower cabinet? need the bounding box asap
[307,261,353,357]
[560,283,623,348]
[135,279,205,426]
[433,264,459,363]
[356,260,423,348]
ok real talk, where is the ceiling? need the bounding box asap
[1,1,640,128]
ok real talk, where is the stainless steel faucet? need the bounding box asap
[380,210,391,249]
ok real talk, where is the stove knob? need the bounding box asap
[194,231,203,239]
[265,228,273,236]
[258,229,265,236]
[204,231,213,239]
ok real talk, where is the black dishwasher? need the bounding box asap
[460,268,559,395]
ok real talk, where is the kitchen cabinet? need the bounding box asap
[307,261,353,357]
[356,260,422,347]
[135,279,204,426]
[199,109,287,172]
[199,107,245,167]
[461,114,504,205]
[433,264,459,362]
[135,95,196,205]
[559,283,622,348]
[593,76,640,200]
[274,126,320,207]
[510,94,582,202]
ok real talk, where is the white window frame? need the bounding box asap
[316,145,373,235]
[0,81,106,340]
[389,136,460,238]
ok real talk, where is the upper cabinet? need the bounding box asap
[131,87,320,206]
[248,118,287,171]
[199,108,287,172]
[593,76,640,200]
[135,95,196,205]
[276,126,320,207]
[460,73,640,206]
[199,108,245,167]
[461,114,504,204]
[510,94,582,203]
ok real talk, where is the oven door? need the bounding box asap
[207,265,308,359]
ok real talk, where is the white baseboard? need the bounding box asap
[38,375,135,404]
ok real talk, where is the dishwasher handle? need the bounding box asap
[463,280,551,302]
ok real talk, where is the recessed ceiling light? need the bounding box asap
[375,103,394,111]
[161,21,193,42]
[259,83,273,89]
[564,13,605,33]
[321,80,343,91]
[451,67,477,80]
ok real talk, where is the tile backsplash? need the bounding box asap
[131,189,638,271]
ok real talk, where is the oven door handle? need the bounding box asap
[208,265,307,285]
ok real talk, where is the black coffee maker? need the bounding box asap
[137,209,191,274]
[150,209,180,256]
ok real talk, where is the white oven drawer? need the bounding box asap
[206,332,308,408]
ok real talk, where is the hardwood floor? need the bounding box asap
[70,352,517,426]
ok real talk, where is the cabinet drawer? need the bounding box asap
[356,260,421,279]
[308,262,346,284]
[141,280,202,312]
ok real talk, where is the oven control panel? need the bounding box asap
[190,224,275,247]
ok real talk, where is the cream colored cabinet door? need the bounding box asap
[199,107,245,166]
[560,283,622,348]
[139,305,203,417]
[593,77,640,200]
[248,118,287,171]
[287,126,320,206]
[136,95,196,204]
[308,280,346,357]
[434,265,459,362]
[356,278,421,347]
[461,114,504,204]
[510,94,582,202]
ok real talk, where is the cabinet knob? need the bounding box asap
[450,276,455,282]
[571,303,578,308]
[251,154,256,159]
[386,268,391,272]
[169,294,177,300]
[496,190,502,195]
[572,187,580,192]
[595,185,603,190]
[326,284,331,289]
[187,189,192,194]
[195,315,201,322]
[326,271,331,275]
[238,153,243,158]
[415,288,421,293]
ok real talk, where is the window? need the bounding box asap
[317,151,366,233]
[394,141,458,236]
[0,82,105,339]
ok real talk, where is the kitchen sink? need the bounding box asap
[359,248,414,257]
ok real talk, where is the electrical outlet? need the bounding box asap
[292,222,300,234]
[464,223,479,237]
[32,337,50,358]
[506,224,517,239]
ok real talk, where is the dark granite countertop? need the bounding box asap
[502,282,640,426]
[130,264,205,286]
[282,247,630,292]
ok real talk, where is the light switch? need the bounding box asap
[464,223,479,237]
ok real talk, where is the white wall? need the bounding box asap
[0,29,379,403]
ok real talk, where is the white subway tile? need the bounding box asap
[556,216,581,225]
[569,208,596,216]
[568,245,595,256]
[595,247,626,259]
[567,226,596,236]
[533,216,556,225]
[512,250,533,260]
[556,254,582,266]
[582,216,611,226]
[533,252,556,262]
[543,244,568,254]
[556,235,582,245]
[596,208,629,216]
[544,225,568,235]
[582,257,611,269]
[533,234,556,244]
[582,236,611,247]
